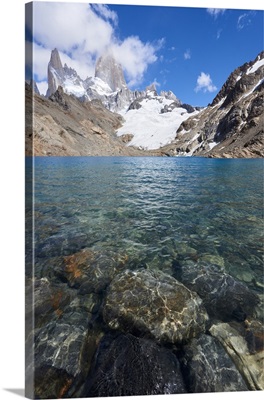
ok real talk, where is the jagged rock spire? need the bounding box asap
[46,48,64,97]
[49,48,63,71]
[95,53,127,92]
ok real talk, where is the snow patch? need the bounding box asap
[208,141,218,150]
[117,97,199,150]
[246,58,264,75]
[86,77,113,95]
[212,97,226,108]
[241,77,264,100]
[64,78,86,97]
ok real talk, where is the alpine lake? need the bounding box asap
[25,156,264,398]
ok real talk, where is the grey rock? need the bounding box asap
[49,85,70,110]
[160,90,180,103]
[146,83,158,93]
[160,101,181,114]
[82,332,186,396]
[54,248,129,292]
[181,334,248,392]
[25,83,147,156]
[128,98,143,110]
[102,269,209,343]
[210,322,264,390]
[175,264,259,321]
[216,105,243,141]
[25,289,103,398]
[25,277,73,331]
[95,53,127,92]
[181,103,197,113]
[46,48,64,97]
[162,51,264,158]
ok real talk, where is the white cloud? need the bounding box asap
[216,29,222,39]
[91,3,118,26]
[195,72,217,93]
[184,49,191,60]
[237,12,255,31]
[26,2,162,90]
[207,8,226,18]
[111,37,161,87]
[32,3,114,54]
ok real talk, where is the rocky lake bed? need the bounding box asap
[25,156,264,398]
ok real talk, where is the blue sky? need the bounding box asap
[26,2,263,106]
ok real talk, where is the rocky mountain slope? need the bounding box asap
[161,52,264,158]
[30,49,263,157]
[25,82,148,156]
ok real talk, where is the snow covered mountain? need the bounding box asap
[46,48,137,112]
[117,87,199,150]
[45,48,190,119]
[42,48,263,157]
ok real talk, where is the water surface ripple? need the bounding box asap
[32,156,263,288]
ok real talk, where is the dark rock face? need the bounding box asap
[128,98,142,110]
[209,52,264,108]
[163,51,264,158]
[175,264,259,321]
[82,332,186,397]
[181,334,248,392]
[216,105,242,141]
[181,103,196,113]
[161,101,182,114]
[102,269,209,343]
[49,85,70,110]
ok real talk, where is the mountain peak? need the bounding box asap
[146,83,157,92]
[46,48,65,97]
[49,48,63,71]
[95,53,127,92]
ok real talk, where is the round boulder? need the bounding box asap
[102,269,209,344]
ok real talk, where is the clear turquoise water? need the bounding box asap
[31,156,263,290]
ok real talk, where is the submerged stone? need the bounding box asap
[102,269,209,343]
[210,322,264,390]
[54,248,129,292]
[26,317,103,399]
[244,319,264,354]
[25,283,103,399]
[175,264,259,321]
[25,277,74,332]
[26,322,88,398]
[82,332,186,396]
[181,334,248,392]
